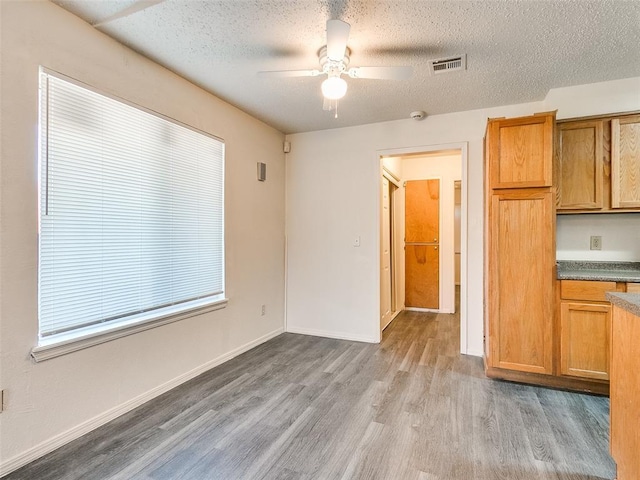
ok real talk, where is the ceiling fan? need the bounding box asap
[258,20,413,116]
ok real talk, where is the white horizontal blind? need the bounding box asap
[39,71,225,338]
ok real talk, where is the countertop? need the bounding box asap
[606,292,640,317]
[556,261,640,283]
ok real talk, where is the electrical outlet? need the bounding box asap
[261,304,266,316]
[590,236,602,250]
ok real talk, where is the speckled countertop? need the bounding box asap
[556,261,640,282]
[606,292,640,317]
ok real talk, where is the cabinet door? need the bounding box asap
[487,113,554,189]
[611,115,640,209]
[488,189,554,374]
[560,301,610,381]
[556,120,603,209]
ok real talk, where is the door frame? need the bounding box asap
[377,142,470,355]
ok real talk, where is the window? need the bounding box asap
[33,70,225,361]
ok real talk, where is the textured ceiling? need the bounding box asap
[53,0,640,134]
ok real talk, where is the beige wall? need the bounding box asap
[0,1,285,473]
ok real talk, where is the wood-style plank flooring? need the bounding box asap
[5,308,615,479]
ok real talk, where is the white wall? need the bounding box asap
[557,214,640,261]
[0,1,285,473]
[285,77,640,356]
[402,153,462,313]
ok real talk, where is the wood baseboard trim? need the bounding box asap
[485,365,609,396]
[0,327,284,477]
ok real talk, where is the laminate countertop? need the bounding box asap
[606,292,640,317]
[556,261,640,283]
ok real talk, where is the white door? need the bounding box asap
[380,176,393,330]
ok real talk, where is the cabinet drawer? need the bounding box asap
[561,280,617,302]
[627,283,640,293]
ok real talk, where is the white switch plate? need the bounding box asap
[353,236,360,247]
[590,236,602,250]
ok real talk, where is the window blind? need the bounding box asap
[39,71,225,339]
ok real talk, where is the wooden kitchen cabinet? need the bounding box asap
[556,112,640,213]
[487,188,555,374]
[610,301,640,480]
[485,113,556,382]
[559,301,610,381]
[487,113,554,189]
[556,120,604,209]
[627,283,640,293]
[611,115,640,209]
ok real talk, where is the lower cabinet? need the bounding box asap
[559,301,610,381]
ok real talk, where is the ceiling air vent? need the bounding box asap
[428,55,466,75]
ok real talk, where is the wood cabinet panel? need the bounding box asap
[611,115,640,209]
[488,189,554,374]
[405,245,439,309]
[627,283,640,293]
[560,302,610,381]
[560,280,617,302]
[556,121,603,209]
[610,304,640,480]
[488,113,554,189]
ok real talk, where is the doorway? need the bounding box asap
[378,144,468,353]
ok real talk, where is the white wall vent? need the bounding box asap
[428,55,466,75]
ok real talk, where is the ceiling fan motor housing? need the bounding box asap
[319,45,350,76]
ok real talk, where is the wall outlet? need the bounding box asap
[590,235,602,250]
[261,304,266,316]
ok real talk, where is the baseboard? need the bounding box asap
[0,327,283,477]
[286,326,378,344]
[464,348,484,358]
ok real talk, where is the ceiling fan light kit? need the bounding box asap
[321,76,347,99]
[258,19,413,116]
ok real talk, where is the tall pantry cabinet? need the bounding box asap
[484,113,556,377]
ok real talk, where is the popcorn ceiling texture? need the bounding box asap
[54,0,640,133]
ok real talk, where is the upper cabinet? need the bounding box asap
[556,120,604,209]
[556,113,640,213]
[487,113,554,189]
[611,115,640,209]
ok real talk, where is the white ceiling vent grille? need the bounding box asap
[429,55,466,75]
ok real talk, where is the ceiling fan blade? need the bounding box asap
[257,69,321,78]
[348,66,413,80]
[326,19,351,61]
[92,0,165,27]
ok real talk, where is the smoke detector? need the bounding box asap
[410,111,426,121]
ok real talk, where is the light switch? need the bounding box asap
[353,236,361,247]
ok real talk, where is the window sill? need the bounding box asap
[31,298,228,362]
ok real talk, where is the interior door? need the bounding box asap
[405,179,440,309]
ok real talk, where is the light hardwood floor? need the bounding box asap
[5,309,615,479]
